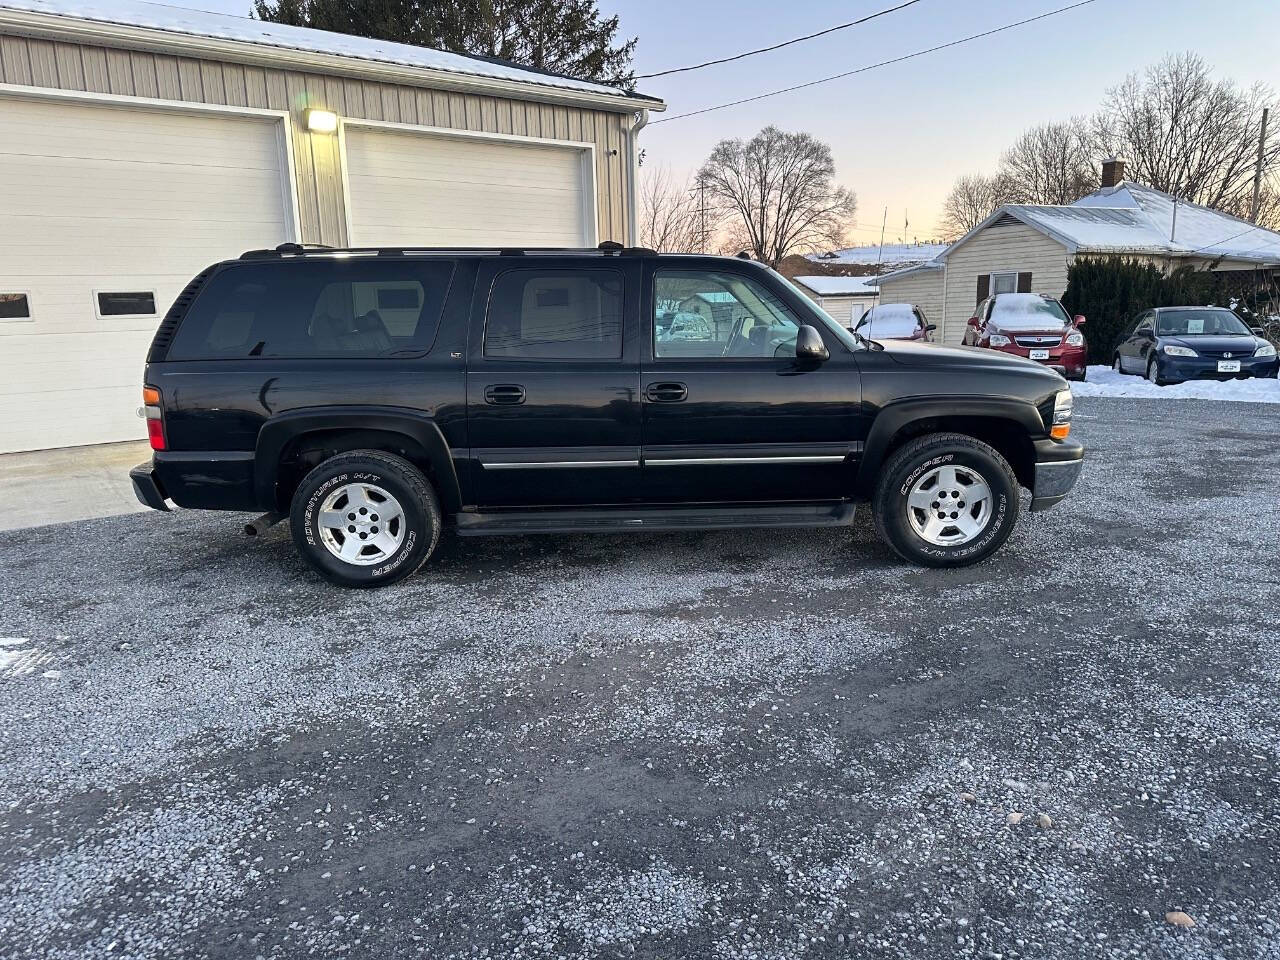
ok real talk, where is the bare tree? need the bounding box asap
[939,173,1009,239]
[698,126,856,267]
[638,165,706,253]
[998,118,1098,205]
[1093,53,1279,224]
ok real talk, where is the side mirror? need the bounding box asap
[924,323,937,333]
[967,316,981,328]
[1073,314,1086,326]
[795,325,830,361]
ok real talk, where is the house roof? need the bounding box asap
[807,242,949,266]
[865,261,944,285]
[944,182,1280,265]
[791,275,880,297]
[0,0,664,111]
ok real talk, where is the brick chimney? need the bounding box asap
[1101,157,1126,188]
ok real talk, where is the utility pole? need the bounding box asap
[1250,107,1270,224]
[875,206,888,275]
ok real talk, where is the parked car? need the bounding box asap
[964,293,1088,381]
[853,303,936,342]
[1113,306,1279,384]
[131,244,1083,587]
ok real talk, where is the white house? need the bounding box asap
[790,275,880,327]
[876,160,1280,344]
[0,0,662,452]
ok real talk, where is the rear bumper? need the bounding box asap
[130,463,171,512]
[1029,437,1084,512]
[135,451,259,511]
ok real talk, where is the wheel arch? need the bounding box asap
[856,398,1042,497]
[256,407,463,514]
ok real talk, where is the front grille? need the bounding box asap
[1015,335,1062,348]
[146,265,216,363]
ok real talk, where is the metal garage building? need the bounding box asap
[0,0,662,452]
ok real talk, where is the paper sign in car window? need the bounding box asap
[1187,316,1204,334]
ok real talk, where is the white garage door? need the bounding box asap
[343,124,594,248]
[0,94,295,453]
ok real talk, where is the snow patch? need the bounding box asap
[1073,365,1280,403]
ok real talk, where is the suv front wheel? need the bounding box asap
[872,433,1019,567]
[289,450,440,588]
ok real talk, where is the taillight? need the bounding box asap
[142,385,166,450]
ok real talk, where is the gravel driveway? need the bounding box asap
[2,397,1278,959]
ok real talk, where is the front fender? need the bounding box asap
[855,396,1045,496]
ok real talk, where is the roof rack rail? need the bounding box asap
[236,244,688,260]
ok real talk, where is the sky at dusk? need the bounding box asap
[164,0,1280,244]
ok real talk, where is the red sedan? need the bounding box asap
[964,293,1088,381]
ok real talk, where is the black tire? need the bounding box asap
[289,450,440,588]
[1146,355,1169,386]
[1112,354,1123,375]
[872,433,1020,568]
[1070,367,1088,382]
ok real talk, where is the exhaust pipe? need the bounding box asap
[243,512,284,537]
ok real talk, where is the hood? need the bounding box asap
[1162,334,1261,353]
[988,322,1070,337]
[876,338,1066,380]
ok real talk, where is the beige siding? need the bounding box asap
[876,269,944,330]
[0,32,635,245]
[941,222,1073,343]
[815,295,877,326]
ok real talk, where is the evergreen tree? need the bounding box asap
[252,0,636,87]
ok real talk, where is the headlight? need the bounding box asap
[1065,331,1085,347]
[989,334,1011,347]
[1256,342,1277,358]
[1052,388,1073,425]
[1163,344,1197,357]
[1049,388,1073,439]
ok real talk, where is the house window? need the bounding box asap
[96,291,157,317]
[0,293,32,320]
[990,273,1018,295]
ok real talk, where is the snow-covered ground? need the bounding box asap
[1072,365,1280,403]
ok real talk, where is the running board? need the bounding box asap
[453,501,856,537]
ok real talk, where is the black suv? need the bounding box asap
[130,244,1083,587]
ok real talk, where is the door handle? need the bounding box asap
[484,384,526,405]
[645,381,687,403]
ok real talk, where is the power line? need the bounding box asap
[636,0,923,80]
[650,0,1100,125]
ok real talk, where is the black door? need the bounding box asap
[466,259,642,506]
[640,261,864,503]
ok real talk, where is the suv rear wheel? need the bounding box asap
[289,450,440,588]
[872,433,1019,567]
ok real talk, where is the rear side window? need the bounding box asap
[167,259,454,360]
[484,269,623,360]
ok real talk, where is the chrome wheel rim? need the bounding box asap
[317,482,406,566]
[1147,358,1158,382]
[1113,355,1122,373]
[906,464,993,546]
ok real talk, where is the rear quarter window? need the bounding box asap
[167,259,455,360]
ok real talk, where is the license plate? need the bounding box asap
[1218,360,1241,372]
[1029,349,1050,360]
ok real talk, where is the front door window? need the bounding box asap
[654,271,801,359]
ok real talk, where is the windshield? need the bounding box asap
[989,293,1070,330]
[857,304,919,338]
[775,269,860,351]
[1156,309,1251,336]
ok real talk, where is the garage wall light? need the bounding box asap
[305,109,339,134]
